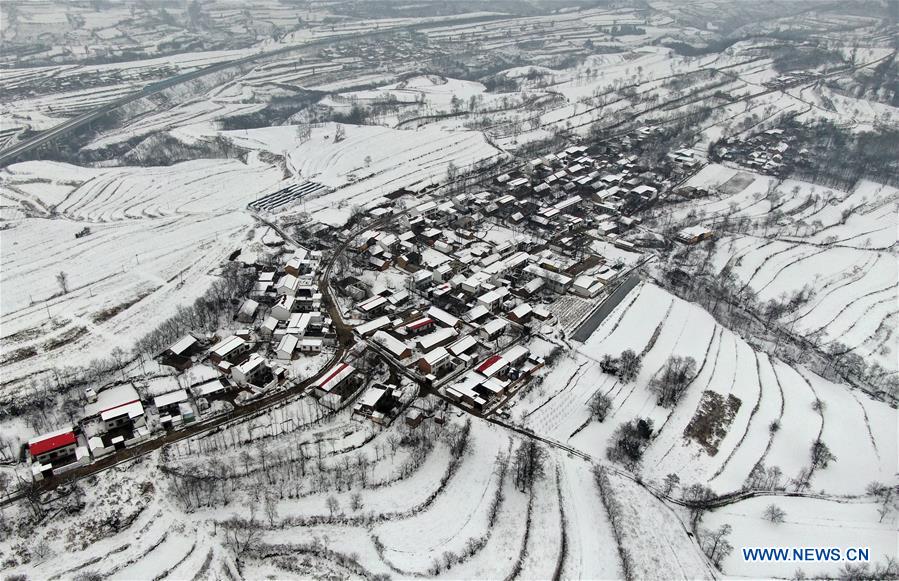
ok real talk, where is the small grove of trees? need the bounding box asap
[682,483,715,527]
[134,262,255,357]
[650,355,696,407]
[593,466,635,580]
[745,463,784,491]
[600,349,642,383]
[606,417,653,470]
[222,501,262,563]
[589,392,613,422]
[513,440,547,492]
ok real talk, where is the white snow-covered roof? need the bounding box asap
[510,303,532,319]
[85,383,141,418]
[358,295,388,312]
[478,286,509,305]
[525,264,572,286]
[100,400,144,422]
[239,299,259,317]
[427,306,459,328]
[154,389,189,409]
[373,330,410,357]
[504,345,529,364]
[168,335,197,356]
[358,386,387,408]
[631,184,657,196]
[554,195,582,210]
[211,335,246,358]
[356,315,392,336]
[235,353,266,375]
[476,354,509,377]
[448,335,477,356]
[387,290,409,305]
[277,274,300,292]
[678,225,713,239]
[465,304,490,322]
[422,346,450,366]
[480,318,507,337]
[417,327,457,352]
[522,277,544,294]
[277,334,298,354]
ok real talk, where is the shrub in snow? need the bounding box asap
[606,417,654,469]
[764,503,786,523]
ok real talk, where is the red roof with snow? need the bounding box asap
[477,355,502,373]
[317,362,348,386]
[408,318,434,330]
[313,362,356,393]
[29,431,76,457]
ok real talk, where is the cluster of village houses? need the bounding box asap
[25,137,715,481]
[714,127,806,175]
[25,248,365,481]
[342,143,693,412]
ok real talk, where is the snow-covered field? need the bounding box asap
[704,496,897,578]
[677,165,899,372]
[0,157,284,398]
[213,122,503,225]
[513,282,897,496]
[1,409,693,580]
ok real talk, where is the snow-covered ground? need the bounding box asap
[704,496,897,578]
[676,165,899,373]
[209,122,503,225]
[513,282,897,496]
[0,157,284,399]
[1,408,694,580]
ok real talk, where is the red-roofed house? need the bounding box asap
[476,354,509,378]
[312,362,359,400]
[28,427,78,465]
[405,317,435,335]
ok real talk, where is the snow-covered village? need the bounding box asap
[0,1,897,579]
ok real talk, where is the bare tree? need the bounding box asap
[661,473,680,496]
[618,349,642,383]
[700,524,733,567]
[810,439,835,469]
[32,539,53,561]
[56,271,69,294]
[867,482,898,523]
[222,501,260,561]
[650,355,696,407]
[326,495,341,517]
[764,504,786,523]
[264,493,279,527]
